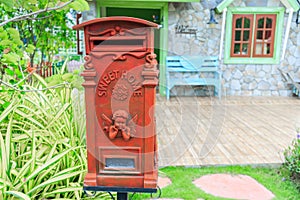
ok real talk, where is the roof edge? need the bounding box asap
[216,0,234,13]
[73,16,159,30]
[216,0,300,13]
[287,0,300,10]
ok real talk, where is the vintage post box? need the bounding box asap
[73,17,159,192]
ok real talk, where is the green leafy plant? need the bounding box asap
[0,0,89,85]
[45,57,84,90]
[0,75,108,199]
[282,131,300,190]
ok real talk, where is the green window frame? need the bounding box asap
[224,7,285,64]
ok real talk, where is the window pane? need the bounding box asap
[265,31,272,40]
[242,44,249,55]
[231,14,254,58]
[234,43,241,54]
[236,17,242,28]
[257,18,264,28]
[235,31,241,41]
[266,44,271,54]
[257,31,263,39]
[243,31,250,41]
[255,43,263,54]
[244,18,251,28]
[266,18,273,28]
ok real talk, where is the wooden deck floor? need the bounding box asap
[156,96,300,167]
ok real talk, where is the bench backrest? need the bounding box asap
[166,56,219,72]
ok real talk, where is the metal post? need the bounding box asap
[117,192,128,200]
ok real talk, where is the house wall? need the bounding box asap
[168,0,300,96]
[83,0,299,97]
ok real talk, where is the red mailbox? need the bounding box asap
[73,17,159,194]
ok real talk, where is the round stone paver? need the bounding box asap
[147,177,173,200]
[193,174,275,200]
[158,176,172,189]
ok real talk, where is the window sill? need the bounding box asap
[224,57,279,65]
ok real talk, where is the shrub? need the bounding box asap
[283,131,300,190]
[0,74,108,199]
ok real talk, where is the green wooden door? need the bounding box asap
[106,7,161,62]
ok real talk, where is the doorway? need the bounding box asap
[105,7,161,63]
[98,1,168,96]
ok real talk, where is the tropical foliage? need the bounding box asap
[0,1,103,198]
[0,74,108,199]
[282,131,300,190]
[0,75,82,199]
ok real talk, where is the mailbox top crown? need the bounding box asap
[73,16,159,30]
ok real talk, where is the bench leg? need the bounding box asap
[166,87,170,100]
[217,83,221,99]
[215,72,221,99]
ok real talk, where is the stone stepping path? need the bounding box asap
[158,176,172,189]
[193,174,275,200]
[154,174,274,199]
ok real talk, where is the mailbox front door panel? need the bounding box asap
[93,53,147,187]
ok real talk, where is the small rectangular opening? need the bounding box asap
[105,158,135,169]
[94,40,144,46]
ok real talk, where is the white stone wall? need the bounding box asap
[84,0,299,97]
[168,0,300,97]
[82,1,97,22]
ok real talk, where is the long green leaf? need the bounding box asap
[43,187,82,197]
[30,129,36,174]
[45,103,71,129]
[32,73,48,88]
[13,158,33,186]
[60,57,69,75]
[5,191,31,200]
[27,170,84,195]
[0,178,11,186]
[0,98,17,123]
[52,165,83,178]
[4,116,13,180]
[0,127,7,180]
[34,163,60,190]
[45,142,57,163]
[17,147,76,189]
[14,108,45,129]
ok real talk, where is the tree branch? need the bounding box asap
[28,14,54,21]
[0,0,75,27]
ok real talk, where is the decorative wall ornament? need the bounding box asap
[175,21,197,37]
[101,110,137,141]
[83,55,94,69]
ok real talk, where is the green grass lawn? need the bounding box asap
[129,165,300,200]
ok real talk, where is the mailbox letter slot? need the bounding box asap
[90,36,146,52]
[105,158,135,169]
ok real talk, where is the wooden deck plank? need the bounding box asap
[156,96,300,166]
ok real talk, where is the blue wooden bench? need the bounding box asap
[166,55,221,100]
[286,73,300,98]
[278,68,300,98]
